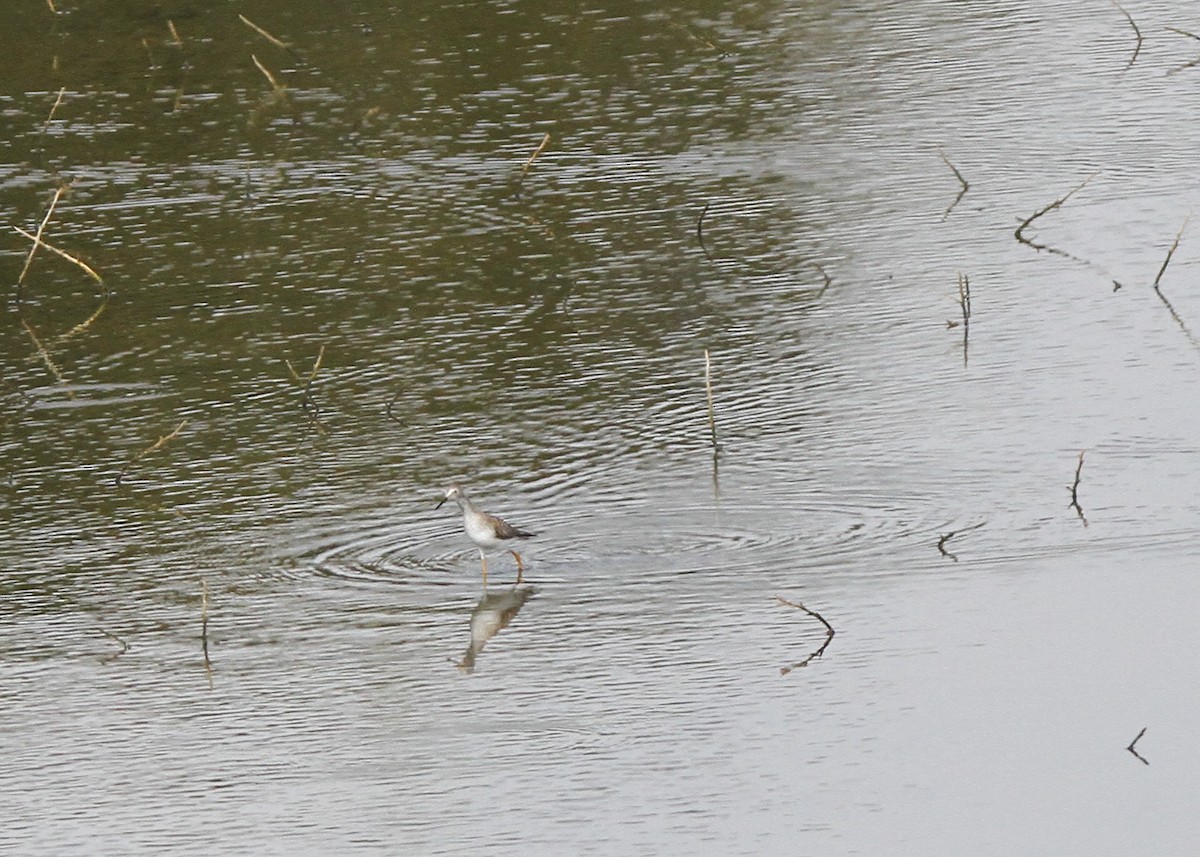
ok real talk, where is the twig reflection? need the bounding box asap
[776,596,835,674]
[457,585,537,674]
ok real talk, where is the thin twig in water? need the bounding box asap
[953,272,971,367]
[776,596,835,674]
[286,345,327,434]
[521,132,551,176]
[385,388,404,424]
[1015,173,1098,257]
[46,0,58,13]
[1166,25,1200,41]
[13,225,104,285]
[1149,215,1200,349]
[940,151,969,219]
[1153,214,1189,288]
[1113,1,1143,71]
[98,629,129,663]
[201,578,212,680]
[1126,726,1149,765]
[168,20,183,47]
[812,261,833,297]
[115,419,188,486]
[1068,449,1088,527]
[937,520,986,562]
[1166,27,1200,75]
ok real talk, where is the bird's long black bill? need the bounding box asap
[435,497,447,510]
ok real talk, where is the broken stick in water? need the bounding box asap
[17,185,67,287]
[43,87,66,132]
[937,520,986,562]
[776,596,835,674]
[286,344,328,434]
[939,151,969,219]
[251,54,286,94]
[13,225,104,285]
[521,132,551,176]
[1113,1,1143,71]
[704,349,720,456]
[201,578,212,679]
[1149,215,1199,349]
[1068,449,1088,526]
[1153,213,1189,289]
[239,13,290,51]
[98,628,129,663]
[1014,173,1098,256]
[1126,726,1149,765]
[115,419,188,486]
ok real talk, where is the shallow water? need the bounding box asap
[3,1,1200,854]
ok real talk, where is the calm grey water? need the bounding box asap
[3,1,1200,854]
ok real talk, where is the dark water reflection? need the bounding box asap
[4,0,1200,854]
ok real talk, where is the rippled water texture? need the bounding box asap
[3,1,1200,854]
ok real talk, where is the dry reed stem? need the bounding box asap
[521,132,551,175]
[13,225,104,284]
[46,0,58,12]
[43,87,66,131]
[115,419,188,486]
[704,349,719,454]
[18,186,66,285]
[168,20,183,47]
[251,54,286,93]
[240,14,290,50]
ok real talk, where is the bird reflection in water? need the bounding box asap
[456,585,537,674]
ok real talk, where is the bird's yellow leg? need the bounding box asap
[480,551,489,588]
[511,550,524,584]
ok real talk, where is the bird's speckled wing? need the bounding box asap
[488,513,535,540]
